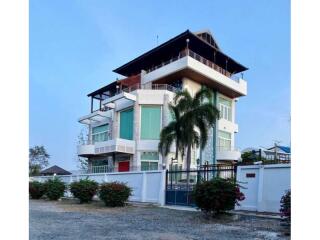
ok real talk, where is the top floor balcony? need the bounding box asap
[142,49,247,98]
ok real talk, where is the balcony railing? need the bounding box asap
[85,164,163,173]
[216,146,240,152]
[121,83,179,94]
[145,49,243,82]
[79,131,112,145]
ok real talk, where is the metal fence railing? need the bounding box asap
[165,164,236,206]
[145,49,243,82]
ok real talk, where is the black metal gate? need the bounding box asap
[165,164,236,206]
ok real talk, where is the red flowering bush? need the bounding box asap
[280,190,291,223]
[98,182,132,207]
[70,179,99,203]
[193,178,245,216]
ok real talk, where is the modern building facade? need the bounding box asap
[77,29,248,172]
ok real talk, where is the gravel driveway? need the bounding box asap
[30,199,289,240]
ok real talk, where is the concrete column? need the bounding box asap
[162,94,170,167]
[141,172,147,202]
[257,165,265,211]
[112,109,118,139]
[132,96,140,169]
[158,170,166,206]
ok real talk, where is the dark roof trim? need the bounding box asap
[113,30,190,74]
[87,80,118,98]
[113,29,248,76]
[40,165,72,175]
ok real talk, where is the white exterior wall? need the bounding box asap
[32,170,166,205]
[141,56,247,96]
[236,164,291,213]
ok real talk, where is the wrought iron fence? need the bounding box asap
[165,164,236,206]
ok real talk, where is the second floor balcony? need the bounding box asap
[77,137,135,157]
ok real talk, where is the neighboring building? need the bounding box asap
[241,145,291,162]
[40,165,72,176]
[77,29,248,172]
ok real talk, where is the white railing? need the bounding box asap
[79,131,112,146]
[88,165,114,173]
[145,49,243,82]
[121,83,179,94]
[216,146,240,152]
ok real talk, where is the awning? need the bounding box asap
[78,110,111,125]
[102,91,136,105]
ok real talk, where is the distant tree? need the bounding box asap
[77,128,89,171]
[29,145,50,176]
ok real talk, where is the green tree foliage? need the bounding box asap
[29,181,46,199]
[44,178,66,200]
[29,146,50,176]
[159,87,219,181]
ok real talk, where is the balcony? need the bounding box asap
[142,49,247,98]
[77,138,135,157]
[216,146,241,161]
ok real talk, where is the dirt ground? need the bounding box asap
[29,199,290,240]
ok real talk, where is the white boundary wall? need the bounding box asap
[31,170,166,206]
[236,164,291,213]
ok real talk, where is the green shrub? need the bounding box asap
[99,182,132,207]
[280,190,291,223]
[44,178,66,200]
[29,181,46,199]
[193,178,245,216]
[70,179,99,203]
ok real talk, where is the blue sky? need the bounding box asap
[30,0,290,170]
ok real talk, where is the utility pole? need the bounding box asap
[273,140,281,161]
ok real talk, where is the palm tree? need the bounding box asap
[175,87,219,175]
[158,104,184,167]
[159,87,219,182]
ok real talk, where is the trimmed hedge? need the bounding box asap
[99,182,132,207]
[193,178,245,216]
[44,178,66,200]
[29,181,46,199]
[70,179,99,203]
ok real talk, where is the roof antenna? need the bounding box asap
[156,35,159,46]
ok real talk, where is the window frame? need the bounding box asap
[91,124,111,143]
[218,96,232,121]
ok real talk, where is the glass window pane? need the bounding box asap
[141,106,161,140]
[141,152,159,160]
[120,108,134,140]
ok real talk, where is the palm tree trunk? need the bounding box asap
[186,144,192,185]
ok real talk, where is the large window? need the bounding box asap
[92,124,110,143]
[218,97,232,121]
[120,108,134,140]
[140,151,159,171]
[140,106,161,140]
[218,130,232,151]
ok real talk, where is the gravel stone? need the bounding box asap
[30,200,289,240]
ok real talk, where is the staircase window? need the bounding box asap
[218,97,232,121]
[92,124,110,143]
[218,130,232,151]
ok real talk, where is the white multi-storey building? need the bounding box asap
[77,30,248,172]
